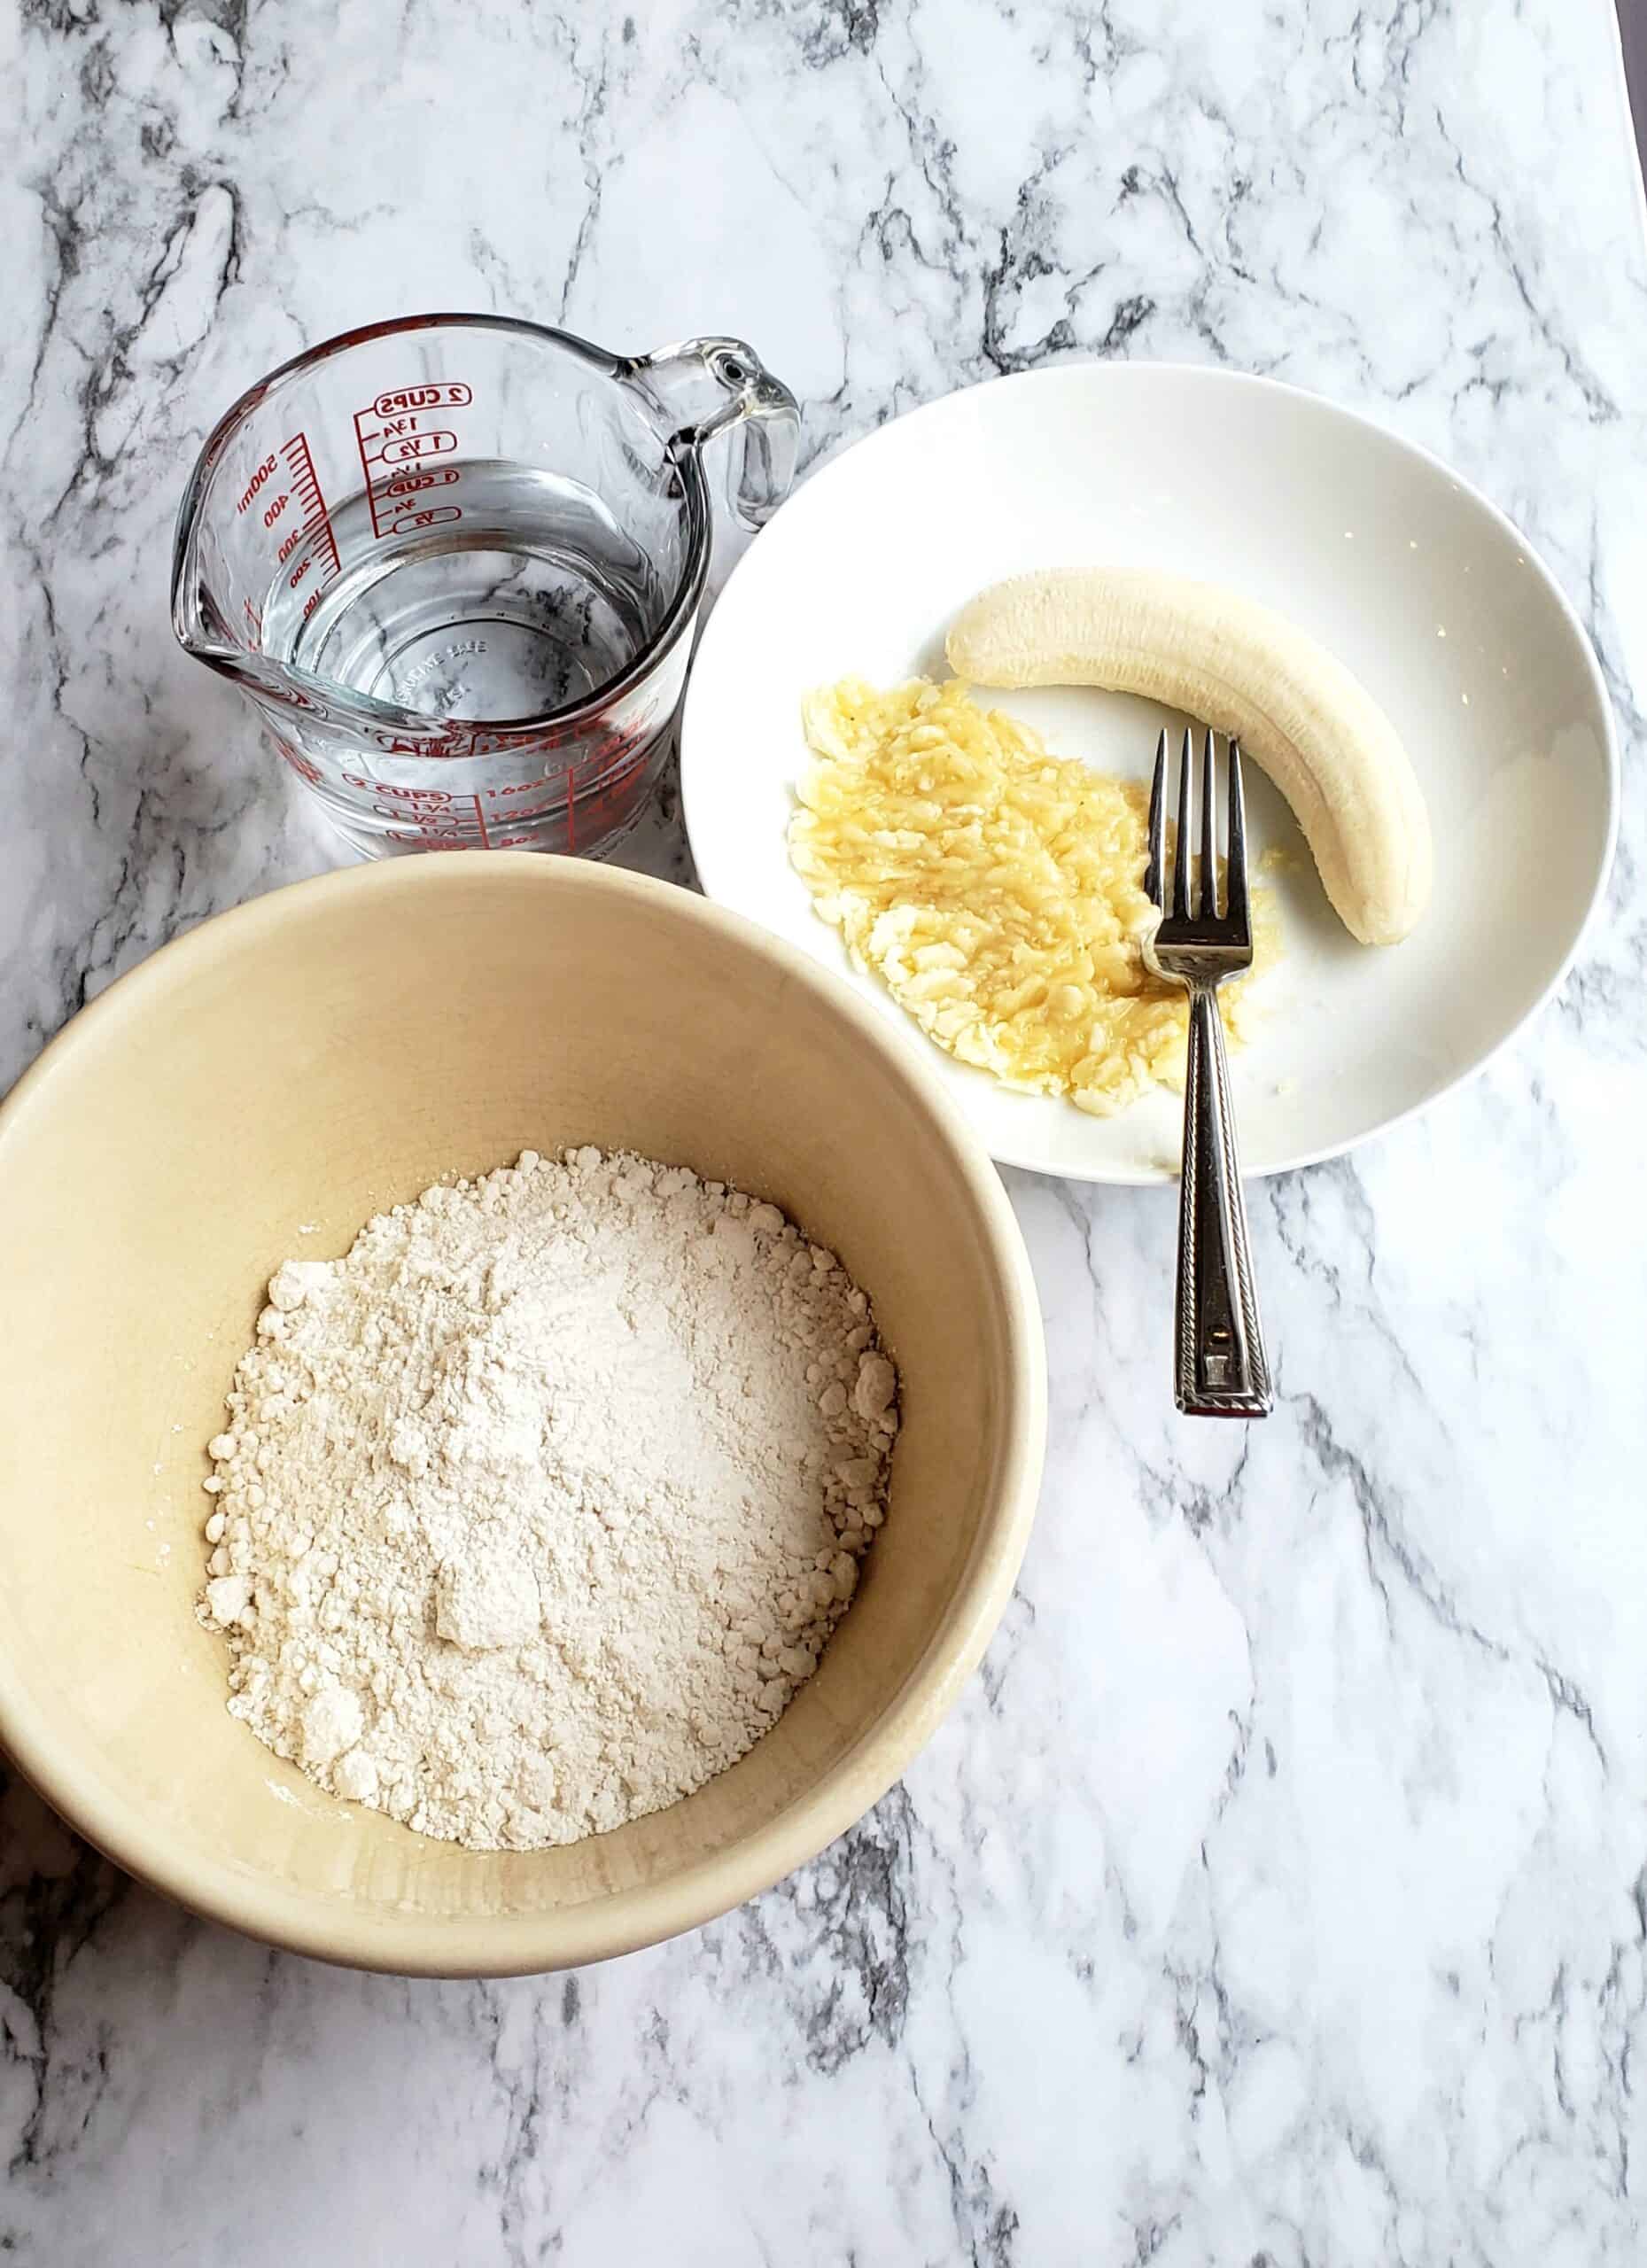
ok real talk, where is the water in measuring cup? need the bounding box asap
[257,462,671,722]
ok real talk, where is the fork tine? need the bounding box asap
[1226,738,1249,928]
[1172,727,1193,920]
[1199,728,1217,917]
[1145,729,1166,906]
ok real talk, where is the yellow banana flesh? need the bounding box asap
[946,567,1432,945]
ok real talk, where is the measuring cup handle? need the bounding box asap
[626,338,800,531]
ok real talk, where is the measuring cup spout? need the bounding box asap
[170,544,233,672]
[626,338,799,531]
[171,501,344,726]
[170,575,289,701]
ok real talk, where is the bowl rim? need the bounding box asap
[0,854,1047,1976]
[680,358,1623,1184]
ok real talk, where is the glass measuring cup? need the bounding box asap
[172,315,799,856]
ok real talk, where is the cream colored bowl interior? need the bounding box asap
[0,858,1044,1975]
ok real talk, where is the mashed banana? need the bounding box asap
[789,677,1274,1117]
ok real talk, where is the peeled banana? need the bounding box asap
[946,568,1432,945]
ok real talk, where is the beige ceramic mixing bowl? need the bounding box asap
[0,857,1044,1975]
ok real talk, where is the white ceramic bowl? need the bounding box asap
[0,858,1045,1975]
[681,364,1619,1184]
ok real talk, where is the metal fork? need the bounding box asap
[1145,727,1273,1419]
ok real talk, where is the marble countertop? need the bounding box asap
[4,3,1646,2261]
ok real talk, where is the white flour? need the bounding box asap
[198,1147,897,1850]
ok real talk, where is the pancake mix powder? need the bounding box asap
[198,1147,897,1850]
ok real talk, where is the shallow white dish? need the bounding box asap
[680,364,1618,1184]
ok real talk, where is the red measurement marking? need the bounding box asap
[388,503,463,538]
[382,467,461,501]
[276,432,342,608]
[379,430,456,464]
[354,383,472,538]
[340,776,452,801]
[373,384,471,418]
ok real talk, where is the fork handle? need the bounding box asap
[1175,985,1273,1418]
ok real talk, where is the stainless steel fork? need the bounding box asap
[1145,727,1273,1419]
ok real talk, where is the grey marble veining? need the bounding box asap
[4,2,1647,2262]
